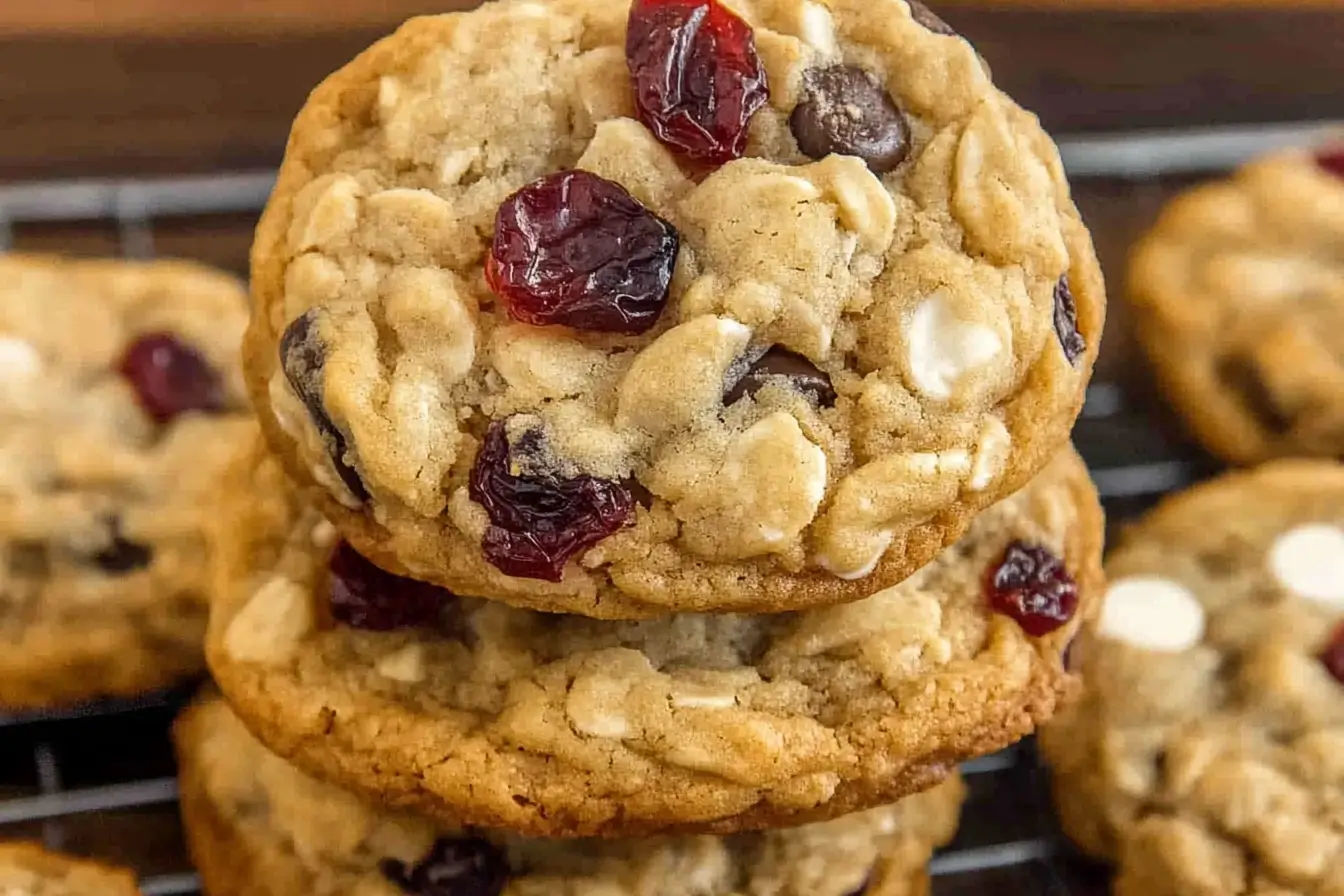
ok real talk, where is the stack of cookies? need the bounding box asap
[187,0,1108,892]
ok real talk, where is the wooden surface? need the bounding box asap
[2,5,1344,180]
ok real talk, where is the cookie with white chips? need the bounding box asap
[1040,461,1344,896]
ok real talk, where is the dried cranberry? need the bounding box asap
[487,171,679,334]
[380,838,509,896]
[1321,622,1344,684]
[1316,146,1344,178]
[468,420,635,582]
[626,0,769,164]
[328,541,453,631]
[1053,275,1086,366]
[985,541,1079,637]
[118,333,226,423]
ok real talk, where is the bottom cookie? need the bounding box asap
[176,694,965,896]
[0,843,139,895]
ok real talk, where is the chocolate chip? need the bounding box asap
[790,66,911,174]
[380,838,509,896]
[907,0,956,35]
[1217,356,1293,434]
[279,309,369,501]
[1052,275,1086,365]
[92,518,153,574]
[725,346,837,407]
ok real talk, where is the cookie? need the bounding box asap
[244,0,1105,618]
[1128,145,1344,465]
[1039,461,1344,895]
[206,434,1100,837]
[0,843,139,896]
[0,255,254,708]
[177,693,965,896]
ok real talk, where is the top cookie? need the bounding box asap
[0,843,139,896]
[246,0,1104,618]
[1129,145,1344,465]
[1040,461,1344,896]
[0,255,254,708]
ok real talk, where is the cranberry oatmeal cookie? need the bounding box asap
[1129,144,1344,466]
[0,843,139,896]
[245,0,1104,618]
[1040,461,1344,896]
[0,255,253,709]
[207,437,1100,837]
[178,693,964,896]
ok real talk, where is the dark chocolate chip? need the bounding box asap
[1052,275,1086,365]
[907,0,956,35]
[790,65,911,174]
[279,309,369,501]
[1217,356,1293,434]
[92,518,154,575]
[380,838,509,896]
[622,477,655,510]
[725,346,837,408]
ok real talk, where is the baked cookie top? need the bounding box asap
[1129,145,1344,465]
[246,0,1104,618]
[0,843,139,896]
[0,255,254,708]
[177,693,964,896]
[1040,461,1344,895]
[207,438,1100,837]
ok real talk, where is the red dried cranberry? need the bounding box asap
[380,838,508,896]
[118,333,226,423]
[1320,622,1344,684]
[985,541,1079,637]
[626,0,769,164]
[328,541,453,631]
[1316,146,1344,178]
[468,420,635,582]
[487,171,679,334]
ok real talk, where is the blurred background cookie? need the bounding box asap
[0,255,254,708]
[0,842,139,895]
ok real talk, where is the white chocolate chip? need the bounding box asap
[797,1,838,53]
[376,644,427,683]
[905,290,1003,401]
[968,417,1012,491]
[669,679,738,709]
[1099,577,1206,652]
[224,576,315,665]
[1268,524,1344,607]
[616,316,752,438]
[806,155,897,255]
[438,147,481,187]
[675,413,827,560]
[310,519,339,549]
[0,337,41,385]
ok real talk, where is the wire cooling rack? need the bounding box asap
[0,120,1334,894]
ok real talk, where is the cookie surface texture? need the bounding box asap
[207,438,1101,837]
[245,0,1104,617]
[177,693,964,896]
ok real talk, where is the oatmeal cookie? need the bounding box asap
[1129,145,1344,465]
[177,693,964,896]
[0,255,254,708]
[0,843,138,896]
[1040,461,1344,895]
[245,0,1104,618]
[207,437,1100,837]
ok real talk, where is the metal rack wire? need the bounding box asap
[0,120,1332,894]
